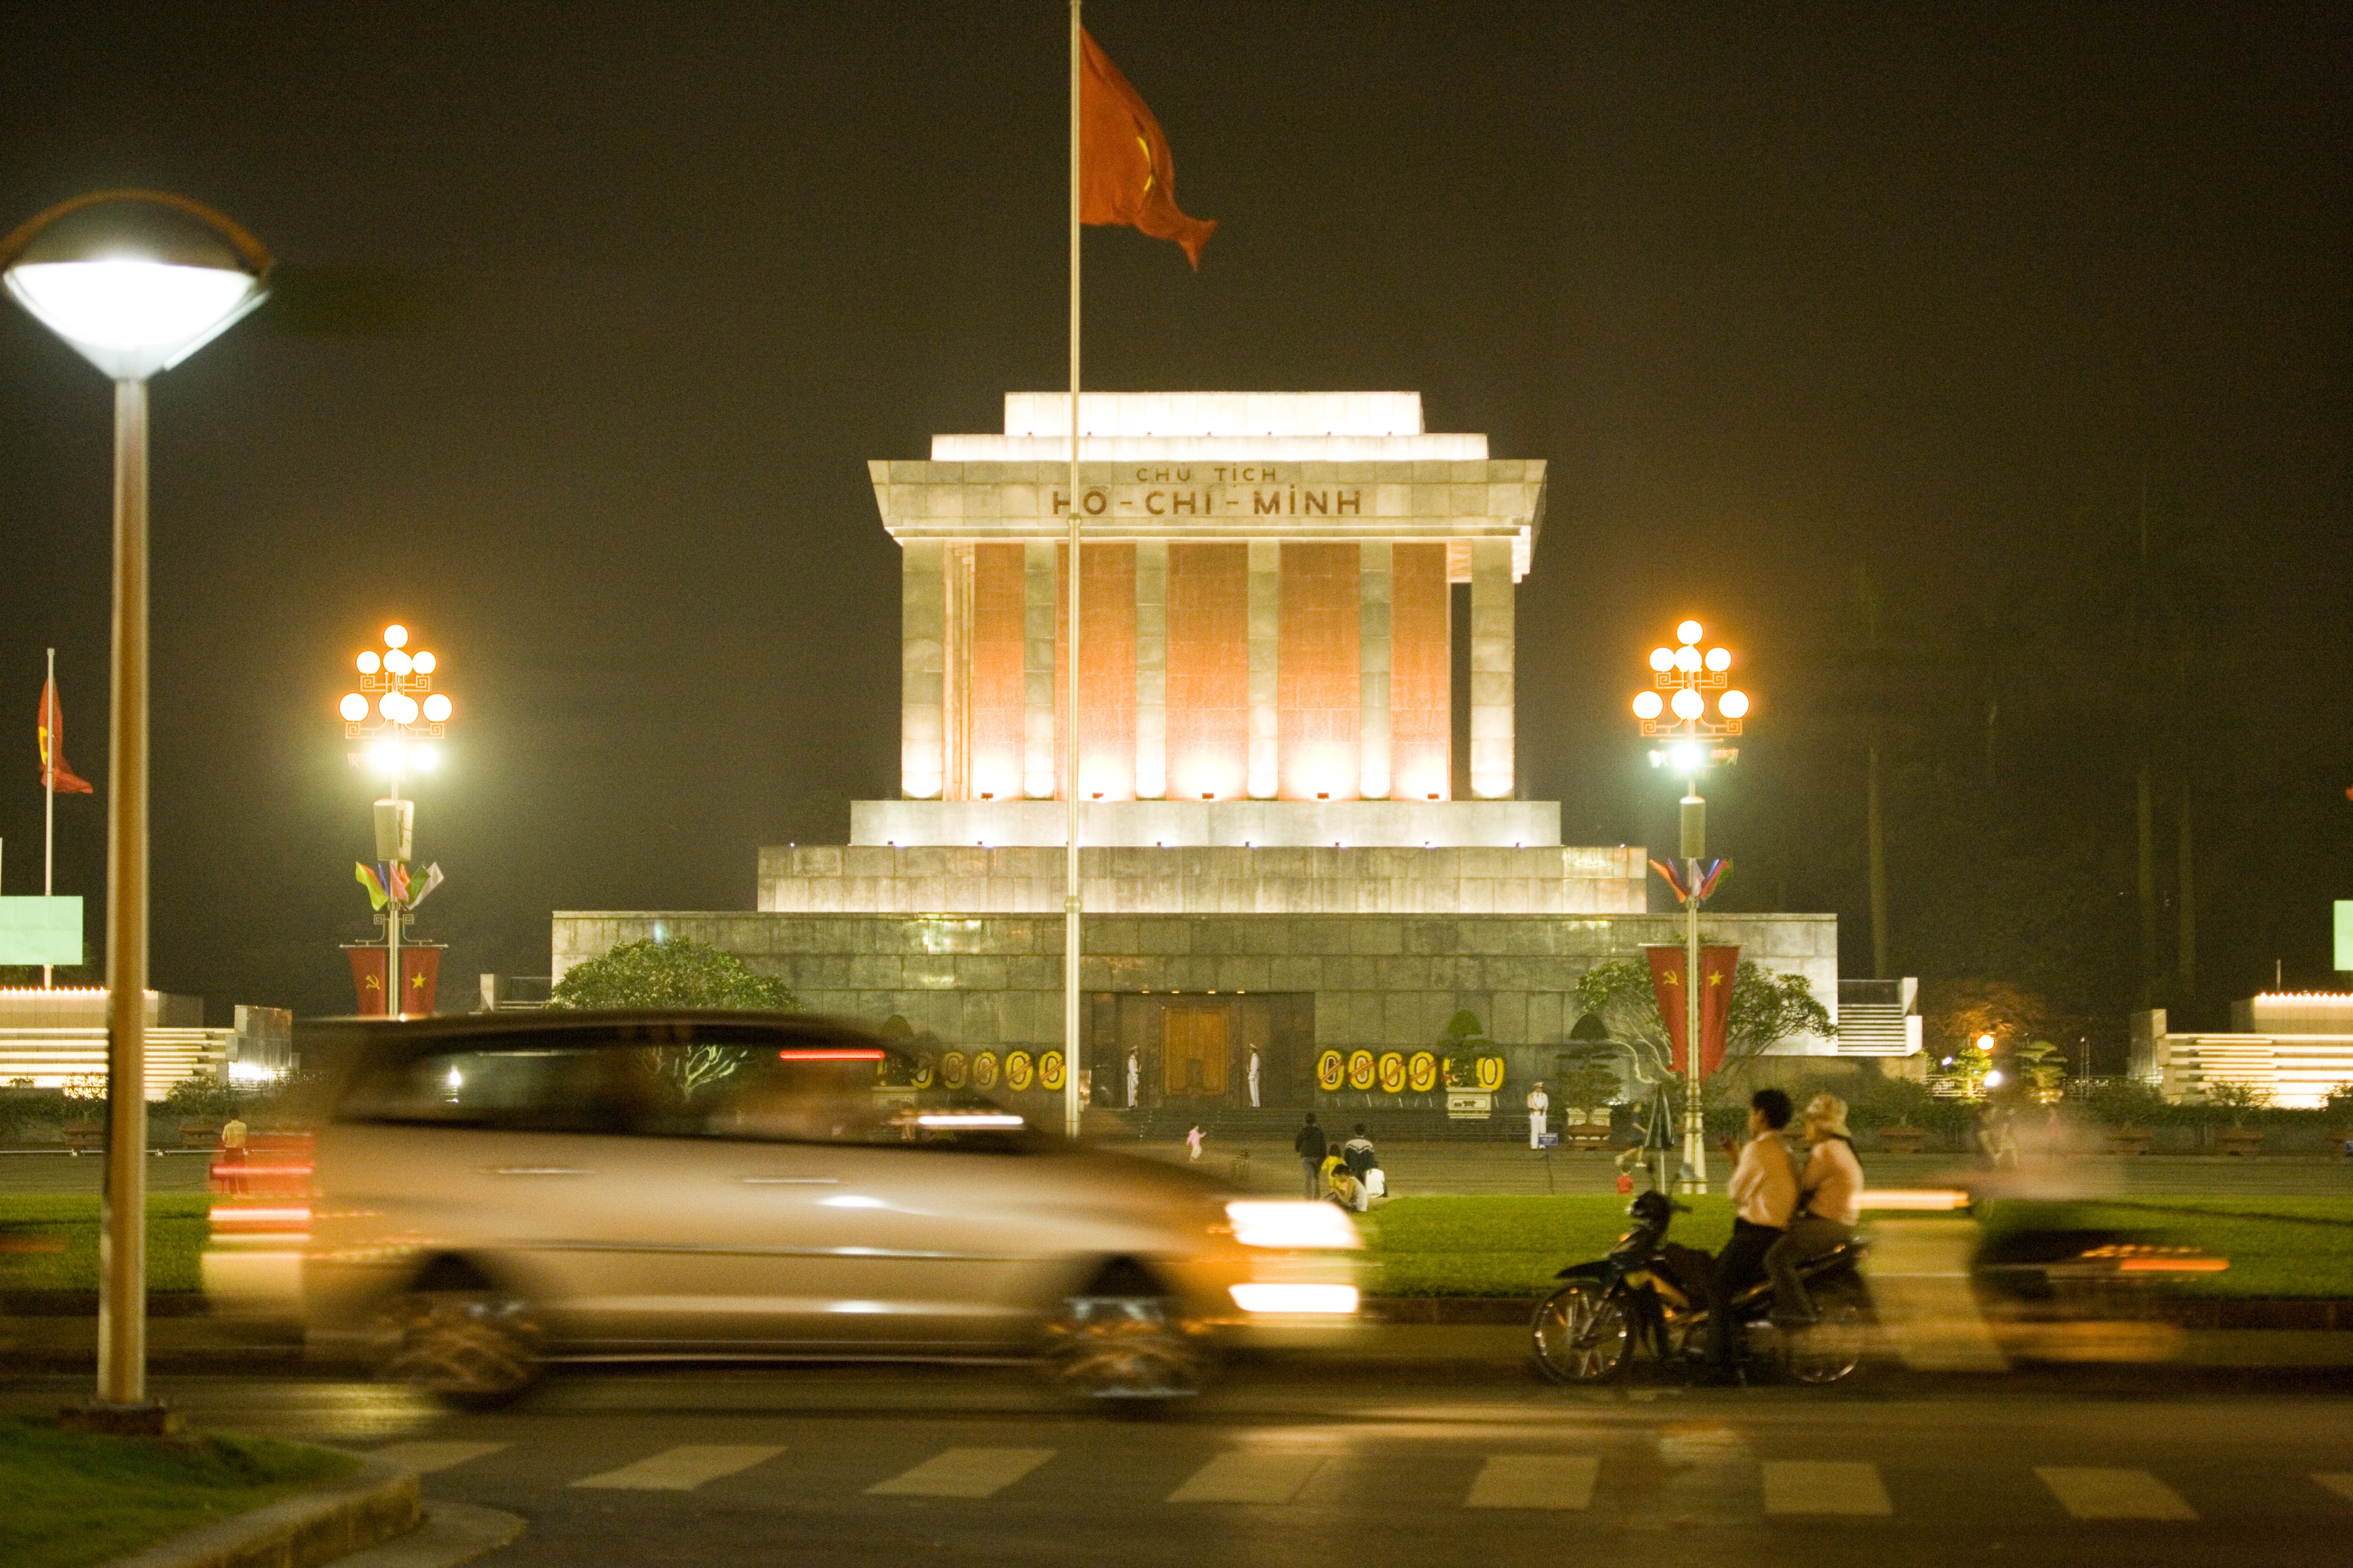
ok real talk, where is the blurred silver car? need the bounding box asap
[286,1011,1360,1405]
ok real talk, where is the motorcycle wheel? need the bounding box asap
[1531,1280,1634,1384]
[1780,1278,1872,1386]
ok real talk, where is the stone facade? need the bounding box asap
[550,910,1840,1110]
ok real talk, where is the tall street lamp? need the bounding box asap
[1632,618,1749,1193]
[338,624,452,1013]
[2,191,270,1427]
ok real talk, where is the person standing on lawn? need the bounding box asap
[1293,1112,1327,1199]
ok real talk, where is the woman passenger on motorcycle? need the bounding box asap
[1765,1094,1864,1327]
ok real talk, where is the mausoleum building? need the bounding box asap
[556,394,1877,1119]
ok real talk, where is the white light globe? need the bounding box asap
[384,649,413,675]
[1705,646,1731,672]
[1671,688,1704,720]
[1632,691,1664,720]
[412,650,436,674]
[378,693,401,721]
[1676,620,1704,645]
[392,693,419,725]
[1984,1069,2005,1088]
[1672,743,1703,773]
[422,693,452,722]
[382,624,407,649]
[1720,689,1750,718]
[1674,645,1701,672]
[1,194,272,380]
[1648,647,1674,672]
[338,693,367,722]
[356,650,380,675]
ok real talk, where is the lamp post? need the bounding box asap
[2,191,269,1426]
[1632,618,1749,1194]
[338,624,452,1014]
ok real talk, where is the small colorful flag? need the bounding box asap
[386,862,411,907]
[36,675,94,794]
[407,862,445,909]
[354,862,389,910]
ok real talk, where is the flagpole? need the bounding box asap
[43,647,56,989]
[1062,0,1085,1141]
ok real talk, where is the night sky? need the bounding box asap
[0,3,2345,1037]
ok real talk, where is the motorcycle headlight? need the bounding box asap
[1223,1201,1364,1250]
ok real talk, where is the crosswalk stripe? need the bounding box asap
[2034,1467,2196,1521]
[1762,1461,1892,1516]
[1464,1455,1598,1510]
[371,1440,511,1475]
[2317,1474,2353,1503]
[867,1448,1055,1499]
[1166,1452,1325,1504]
[571,1444,785,1491]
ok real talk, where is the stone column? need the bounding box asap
[1247,539,1280,799]
[1023,539,1057,798]
[1469,536,1515,799]
[1134,539,1168,798]
[900,541,946,799]
[1358,540,1392,799]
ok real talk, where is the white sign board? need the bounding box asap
[0,896,82,965]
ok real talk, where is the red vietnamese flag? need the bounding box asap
[1082,30,1216,268]
[1644,944,1742,1076]
[36,675,93,793]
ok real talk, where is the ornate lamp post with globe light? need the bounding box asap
[2,190,269,1427]
[1631,618,1749,1192]
[337,624,453,1015]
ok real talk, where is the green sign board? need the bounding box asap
[0,896,83,965]
[2337,900,2353,973]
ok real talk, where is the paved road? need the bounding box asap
[11,1368,2352,1566]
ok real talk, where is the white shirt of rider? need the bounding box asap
[1801,1138,1864,1226]
[1727,1131,1799,1228]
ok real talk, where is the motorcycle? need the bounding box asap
[1530,1191,1874,1386]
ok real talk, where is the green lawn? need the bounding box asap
[1362,1194,2353,1300]
[0,1196,211,1295]
[1976,1197,2353,1299]
[1360,1195,1740,1297]
[0,1415,356,1568]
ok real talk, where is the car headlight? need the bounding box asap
[1223,1201,1363,1250]
[1231,1283,1361,1315]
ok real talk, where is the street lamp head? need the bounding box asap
[1632,690,1664,720]
[1670,688,1704,720]
[422,693,452,723]
[1705,646,1731,672]
[382,624,408,649]
[1719,689,1749,719]
[1670,742,1704,774]
[411,650,436,674]
[1648,646,1675,673]
[338,693,367,723]
[1673,645,1701,673]
[356,650,380,674]
[384,649,413,675]
[1676,619,1704,646]
[0,191,271,380]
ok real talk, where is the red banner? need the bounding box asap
[1644,944,1742,1077]
[344,944,445,1016]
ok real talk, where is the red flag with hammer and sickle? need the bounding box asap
[1082,30,1217,268]
[1644,944,1743,1076]
[36,675,93,793]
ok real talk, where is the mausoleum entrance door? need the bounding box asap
[1162,1007,1231,1100]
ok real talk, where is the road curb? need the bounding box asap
[328,1503,525,1568]
[98,1453,420,1568]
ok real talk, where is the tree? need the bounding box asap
[1572,958,1834,1091]
[1553,1043,1624,1115]
[548,937,800,1011]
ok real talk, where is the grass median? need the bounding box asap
[0,1195,211,1296]
[1360,1194,2353,1300]
[0,1415,357,1568]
